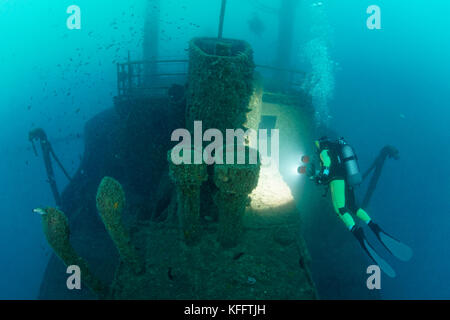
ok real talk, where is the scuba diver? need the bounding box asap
[305,136,412,277]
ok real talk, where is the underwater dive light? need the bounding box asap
[297,166,307,174]
[297,155,314,176]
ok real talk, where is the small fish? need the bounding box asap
[168,267,174,280]
[233,252,245,260]
[33,208,47,216]
[247,276,256,285]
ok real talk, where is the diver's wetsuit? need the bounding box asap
[316,142,371,230]
[312,139,413,277]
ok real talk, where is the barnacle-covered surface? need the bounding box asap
[108,197,317,300]
[168,148,208,245]
[38,37,319,300]
[39,95,185,300]
[96,176,144,275]
[186,37,255,132]
[214,146,261,248]
[40,207,106,297]
[250,160,294,211]
[244,76,263,132]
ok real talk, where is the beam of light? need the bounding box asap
[249,155,295,211]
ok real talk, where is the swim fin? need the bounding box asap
[352,226,396,278]
[368,221,413,262]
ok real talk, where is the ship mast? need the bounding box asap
[274,0,299,89]
[218,0,227,39]
[143,0,160,85]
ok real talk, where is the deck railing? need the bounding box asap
[116,56,308,97]
[117,57,189,97]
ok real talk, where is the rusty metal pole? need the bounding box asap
[218,0,227,39]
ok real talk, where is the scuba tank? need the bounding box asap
[338,138,362,186]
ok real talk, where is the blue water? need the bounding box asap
[1,0,449,299]
[327,1,450,299]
